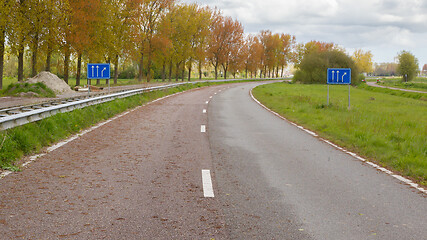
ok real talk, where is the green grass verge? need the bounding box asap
[0,79,266,170]
[358,84,426,101]
[0,82,56,98]
[379,80,427,92]
[252,82,427,186]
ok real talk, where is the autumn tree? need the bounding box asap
[60,0,73,83]
[98,0,135,84]
[294,40,335,67]
[43,0,69,73]
[207,12,244,79]
[172,4,211,81]
[278,33,296,77]
[228,40,246,78]
[24,0,67,77]
[244,34,263,78]
[8,0,32,81]
[0,0,13,88]
[68,0,100,86]
[193,6,212,80]
[156,8,174,81]
[352,49,373,74]
[396,50,419,82]
[422,64,427,75]
[132,0,173,82]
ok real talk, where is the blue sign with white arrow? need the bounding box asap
[327,68,351,84]
[87,63,110,79]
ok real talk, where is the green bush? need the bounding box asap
[294,49,360,85]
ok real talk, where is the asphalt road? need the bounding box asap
[0,81,425,239]
[209,82,427,239]
[0,85,229,239]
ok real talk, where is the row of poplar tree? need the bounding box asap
[0,0,299,89]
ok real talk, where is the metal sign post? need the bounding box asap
[87,63,111,94]
[327,68,351,109]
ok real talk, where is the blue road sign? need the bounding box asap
[327,68,351,84]
[87,63,110,79]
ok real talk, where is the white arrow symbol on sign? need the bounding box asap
[342,72,347,82]
[101,67,106,77]
[91,66,94,77]
[332,71,335,82]
[96,66,99,77]
[336,71,340,82]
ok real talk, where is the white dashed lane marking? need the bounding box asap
[202,169,214,197]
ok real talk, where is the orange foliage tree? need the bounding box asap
[207,12,244,79]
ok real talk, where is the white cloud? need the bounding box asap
[181,0,427,65]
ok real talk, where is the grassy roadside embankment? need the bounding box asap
[367,77,427,92]
[252,82,427,186]
[0,80,268,171]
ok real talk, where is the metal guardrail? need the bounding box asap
[0,78,282,131]
[0,82,188,130]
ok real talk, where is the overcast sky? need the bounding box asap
[181,0,427,67]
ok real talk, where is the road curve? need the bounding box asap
[0,81,425,239]
[208,82,427,239]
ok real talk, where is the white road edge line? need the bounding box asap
[0,91,185,180]
[249,87,427,195]
[202,169,214,197]
[201,125,206,133]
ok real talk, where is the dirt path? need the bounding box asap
[366,81,427,93]
[0,85,228,239]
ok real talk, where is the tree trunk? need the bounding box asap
[76,53,82,86]
[64,46,70,84]
[198,61,202,80]
[45,43,52,72]
[138,51,144,82]
[31,34,39,77]
[161,60,166,82]
[281,65,285,78]
[18,46,24,82]
[114,55,119,84]
[187,59,192,81]
[168,60,172,82]
[181,64,185,81]
[0,29,4,89]
[214,64,218,80]
[147,50,152,82]
[175,62,180,82]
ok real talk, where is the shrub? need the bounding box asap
[294,49,360,85]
